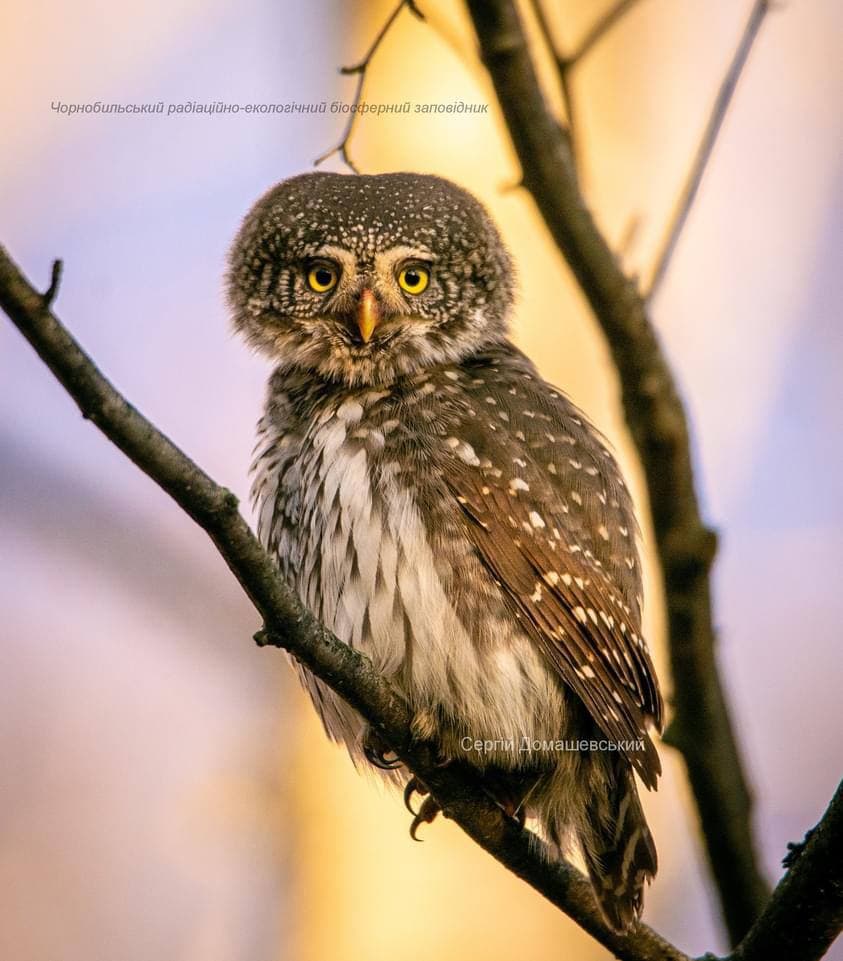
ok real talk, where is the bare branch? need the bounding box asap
[0,244,693,961]
[732,780,843,961]
[465,0,771,943]
[528,0,648,173]
[645,0,771,301]
[313,0,424,172]
[42,257,62,307]
[569,0,648,67]
[527,1,579,170]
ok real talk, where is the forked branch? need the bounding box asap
[314,0,424,172]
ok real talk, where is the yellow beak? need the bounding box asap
[357,289,380,343]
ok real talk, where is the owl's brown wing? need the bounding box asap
[441,365,663,788]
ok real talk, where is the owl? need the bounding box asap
[227,171,663,932]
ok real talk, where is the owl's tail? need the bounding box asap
[580,757,657,933]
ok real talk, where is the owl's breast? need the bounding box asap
[255,389,471,676]
[253,377,569,761]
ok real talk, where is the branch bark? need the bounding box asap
[732,780,843,961]
[0,245,691,961]
[464,0,770,944]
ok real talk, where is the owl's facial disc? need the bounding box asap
[227,172,515,387]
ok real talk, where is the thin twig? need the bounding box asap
[528,0,647,179]
[313,0,424,173]
[465,0,771,944]
[645,0,771,301]
[618,214,643,263]
[42,258,63,307]
[569,0,647,67]
[527,1,578,170]
[0,244,691,961]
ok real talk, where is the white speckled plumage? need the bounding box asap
[231,171,663,932]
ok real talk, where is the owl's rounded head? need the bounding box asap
[227,172,514,386]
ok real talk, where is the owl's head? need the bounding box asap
[227,172,514,386]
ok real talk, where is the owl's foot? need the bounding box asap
[404,777,441,840]
[403,775,429,815]
[364,745,402,770]
[362,728,403,770]
[410,797,441,840]
[403,776,442,840]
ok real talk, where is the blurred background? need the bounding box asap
[1,1,841,959]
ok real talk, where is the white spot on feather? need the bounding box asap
[336,400,363,424]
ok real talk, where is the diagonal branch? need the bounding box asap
[732,780,843,961]
[314,0,424,172]
[465,0,771,944]
[645,0,771,301]
[0,245,691,961]
[569,0,648,67]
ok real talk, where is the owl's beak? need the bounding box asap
[356,289,380,344]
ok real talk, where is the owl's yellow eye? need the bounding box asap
[307,264,339,293]
[398,265,430,295]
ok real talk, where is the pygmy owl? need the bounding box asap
[227,172,663,932]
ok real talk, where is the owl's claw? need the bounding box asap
[363,728,404,770]
[403,776,440,839]
[403,775,429,815]
[364,743,403,770]
[410,796,441,840]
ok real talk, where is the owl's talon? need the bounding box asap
[409,796,441,841]
[363,743,403,770]
[403,775,430,815]
[363,728,404,770]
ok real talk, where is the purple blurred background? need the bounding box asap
[1,1,841,959]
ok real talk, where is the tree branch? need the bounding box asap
[569,0,647,67]
[465,0,771,944]
[313,0,424,172]
[645,0,771,301]
[0,245,694,961]
[732,780,843,961]
[527,0,580,171]
[528,0,648,174]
